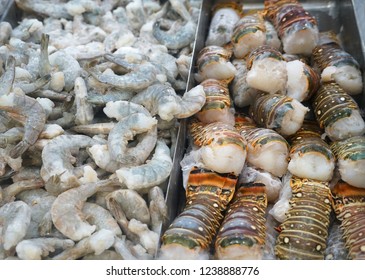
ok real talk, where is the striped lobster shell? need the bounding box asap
[330,135,365,188]
[249,92,307,136]
[312,40,360,74]
[162,167,238,250]
[215,182,267,260]
[331,181,365,259]
[231,12,266,58]
[312,82,363,140]
[196,79,233,124]
[189,118,247,151]
[235,114,289,177]
[275,176,332,259]
[287,121,335,181]
[264,0,318,39]
[312,32,362,95]
[246,45,285,70]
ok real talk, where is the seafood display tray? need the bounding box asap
[1,0,365,259]
[165,0,365,240]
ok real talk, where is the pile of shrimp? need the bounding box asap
[0,0,203,260]
[160,0,365,260]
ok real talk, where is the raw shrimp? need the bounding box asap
[71,123,115,136]
[205,2,242,47]
[74,77,94,125]
[88,62,157,92]
[128,219,159,256]
[48,50,81,91]
[11,18,43,42]
[115,140,173,193]
[82,202,122,237]
[0,90,47,158]
[16,238,75,260]
[153,19,196,50]
[0,201,31,251]
[131,84,206,121]
[0,179,44,207]
[87,91,133,106]
[52,229,115,260]
[105,189,150,224]
[231,13,267,59]
[50,179,120,241]
[235,114,289,177]
[103,101,151,121]
[148,186,168,233]
[40,134,101,195]
[88,144,122,173]
[188,119,247,175]
[113,236,137,260]
[0,22,12,45]
[82,249,123,260]
[107,113,158,166]
[249,92,308,136]
[215,182,267,260]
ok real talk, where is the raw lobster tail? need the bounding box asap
[195,45,236,82]
[196,79,234,125]
[331,181,365,260]
[231,13,267,58]
[287,121,335,181]
[275,176,332,259]
[312,82,365,141]
[188,118,247,175]
[312,33,363,95]
[235,114,289,177]
[246,45,285,70]
[330,136,365,188]
[215,182,267,259]
[249,92,308,136]
[264,0,319,55]
[161,167,237,255]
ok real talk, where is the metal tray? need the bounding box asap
[163,0,365,240]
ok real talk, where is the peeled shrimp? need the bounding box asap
[0,179,44,207]
[153,19,196,50]
[148,186,168,233]
[88,62,157,92]
[0,57,46,158]
[74,77,94,125]
[115,140,173,193]
[52,229,115,260]
[128,218,159,256]
[40,134,101,195]
[105,189,150,224]
[50,179,120,241]
[131,84,206,121]
[107,113,158,166]
[82,202,122,237]
[0,201,31,251]
[16,238,75,260]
